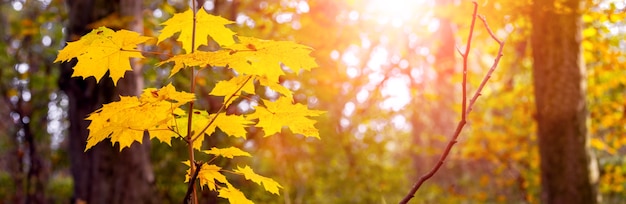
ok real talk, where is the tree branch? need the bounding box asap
[183,161,204,204]
[467,15,505,115]
[186,1,199,204]
[399,2,505,203]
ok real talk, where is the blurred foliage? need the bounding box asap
[1,0,625,203]
[585,1,626,202]
[1,0,67,202]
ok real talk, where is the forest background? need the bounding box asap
[1,0,625,203]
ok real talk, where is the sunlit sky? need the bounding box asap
[341,0,433,111]
[335,0,437,136]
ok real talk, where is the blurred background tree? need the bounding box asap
[1,0,625,203]
[59,0,155,203]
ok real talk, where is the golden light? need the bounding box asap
[338,0,433,111]
[363,0,429,27]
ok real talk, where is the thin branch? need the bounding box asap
[183,161,203,204]
[455,46,463,56]
[185,1,199,204]
[461,1,478,122]
[399,2,506,203]
[467,15,505,114]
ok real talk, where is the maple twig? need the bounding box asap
[467,15,504,114]
[399,2,505,203]
[184,161,203,204]
[185,1,199,203]
[190,75,253,143]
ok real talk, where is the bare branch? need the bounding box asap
[399,2,506,203]
[468,16,505,115]
[455,46,464,56]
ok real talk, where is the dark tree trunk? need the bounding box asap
[59,0,154,203]
[531,0,599,203]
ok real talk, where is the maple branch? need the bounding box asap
[190,75,253,143]
[399,2,505,203]
[185,1,199,203]
[184,161,203,204]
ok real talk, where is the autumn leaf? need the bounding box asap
[248,97,324,138]
[86,96,143,150]
[158,37,318,83]
[210,75,255,108]
[218,184,254,204]
[55,27,151,85]
[176,110,253,150]
[210,75,255,98]
[184,162,229,191]
[256,76,293,99]
[85,84,194,151]
[140,83,196,107]
[157,6,236,53]
[235,165,282,195]
[158,37,318,85]
[156,51,217,77]
[202,147,251,159]
[222,36,318,83]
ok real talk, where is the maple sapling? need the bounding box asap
[55,5,323,204]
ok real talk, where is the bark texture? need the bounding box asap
[59,0,154,203]
[530,0,598,203]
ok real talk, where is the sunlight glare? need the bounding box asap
[356,89,369,103]
[380,76,411,111]
[367,47,388,72]
[12,1,23,11]
[365,0,426,26]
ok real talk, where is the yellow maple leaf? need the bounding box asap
[210,75,255,107]
[222,36,318,83]
[176,110,253,150]
[85,84,194,151]
[158,37,318,83]
[235,165,282,195]
[55,27,151,85]
[184,162,229,191]
[140,83,196,107]
[157,51,228,77]
[202,146,251,159]
[158,37,318,93]
[256,76,293,99]
[218,184,254,204]
[157,7,235,53]
[248,97,324,138]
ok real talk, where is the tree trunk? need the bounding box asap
[530,0,598,203]
[59,0,154,203]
